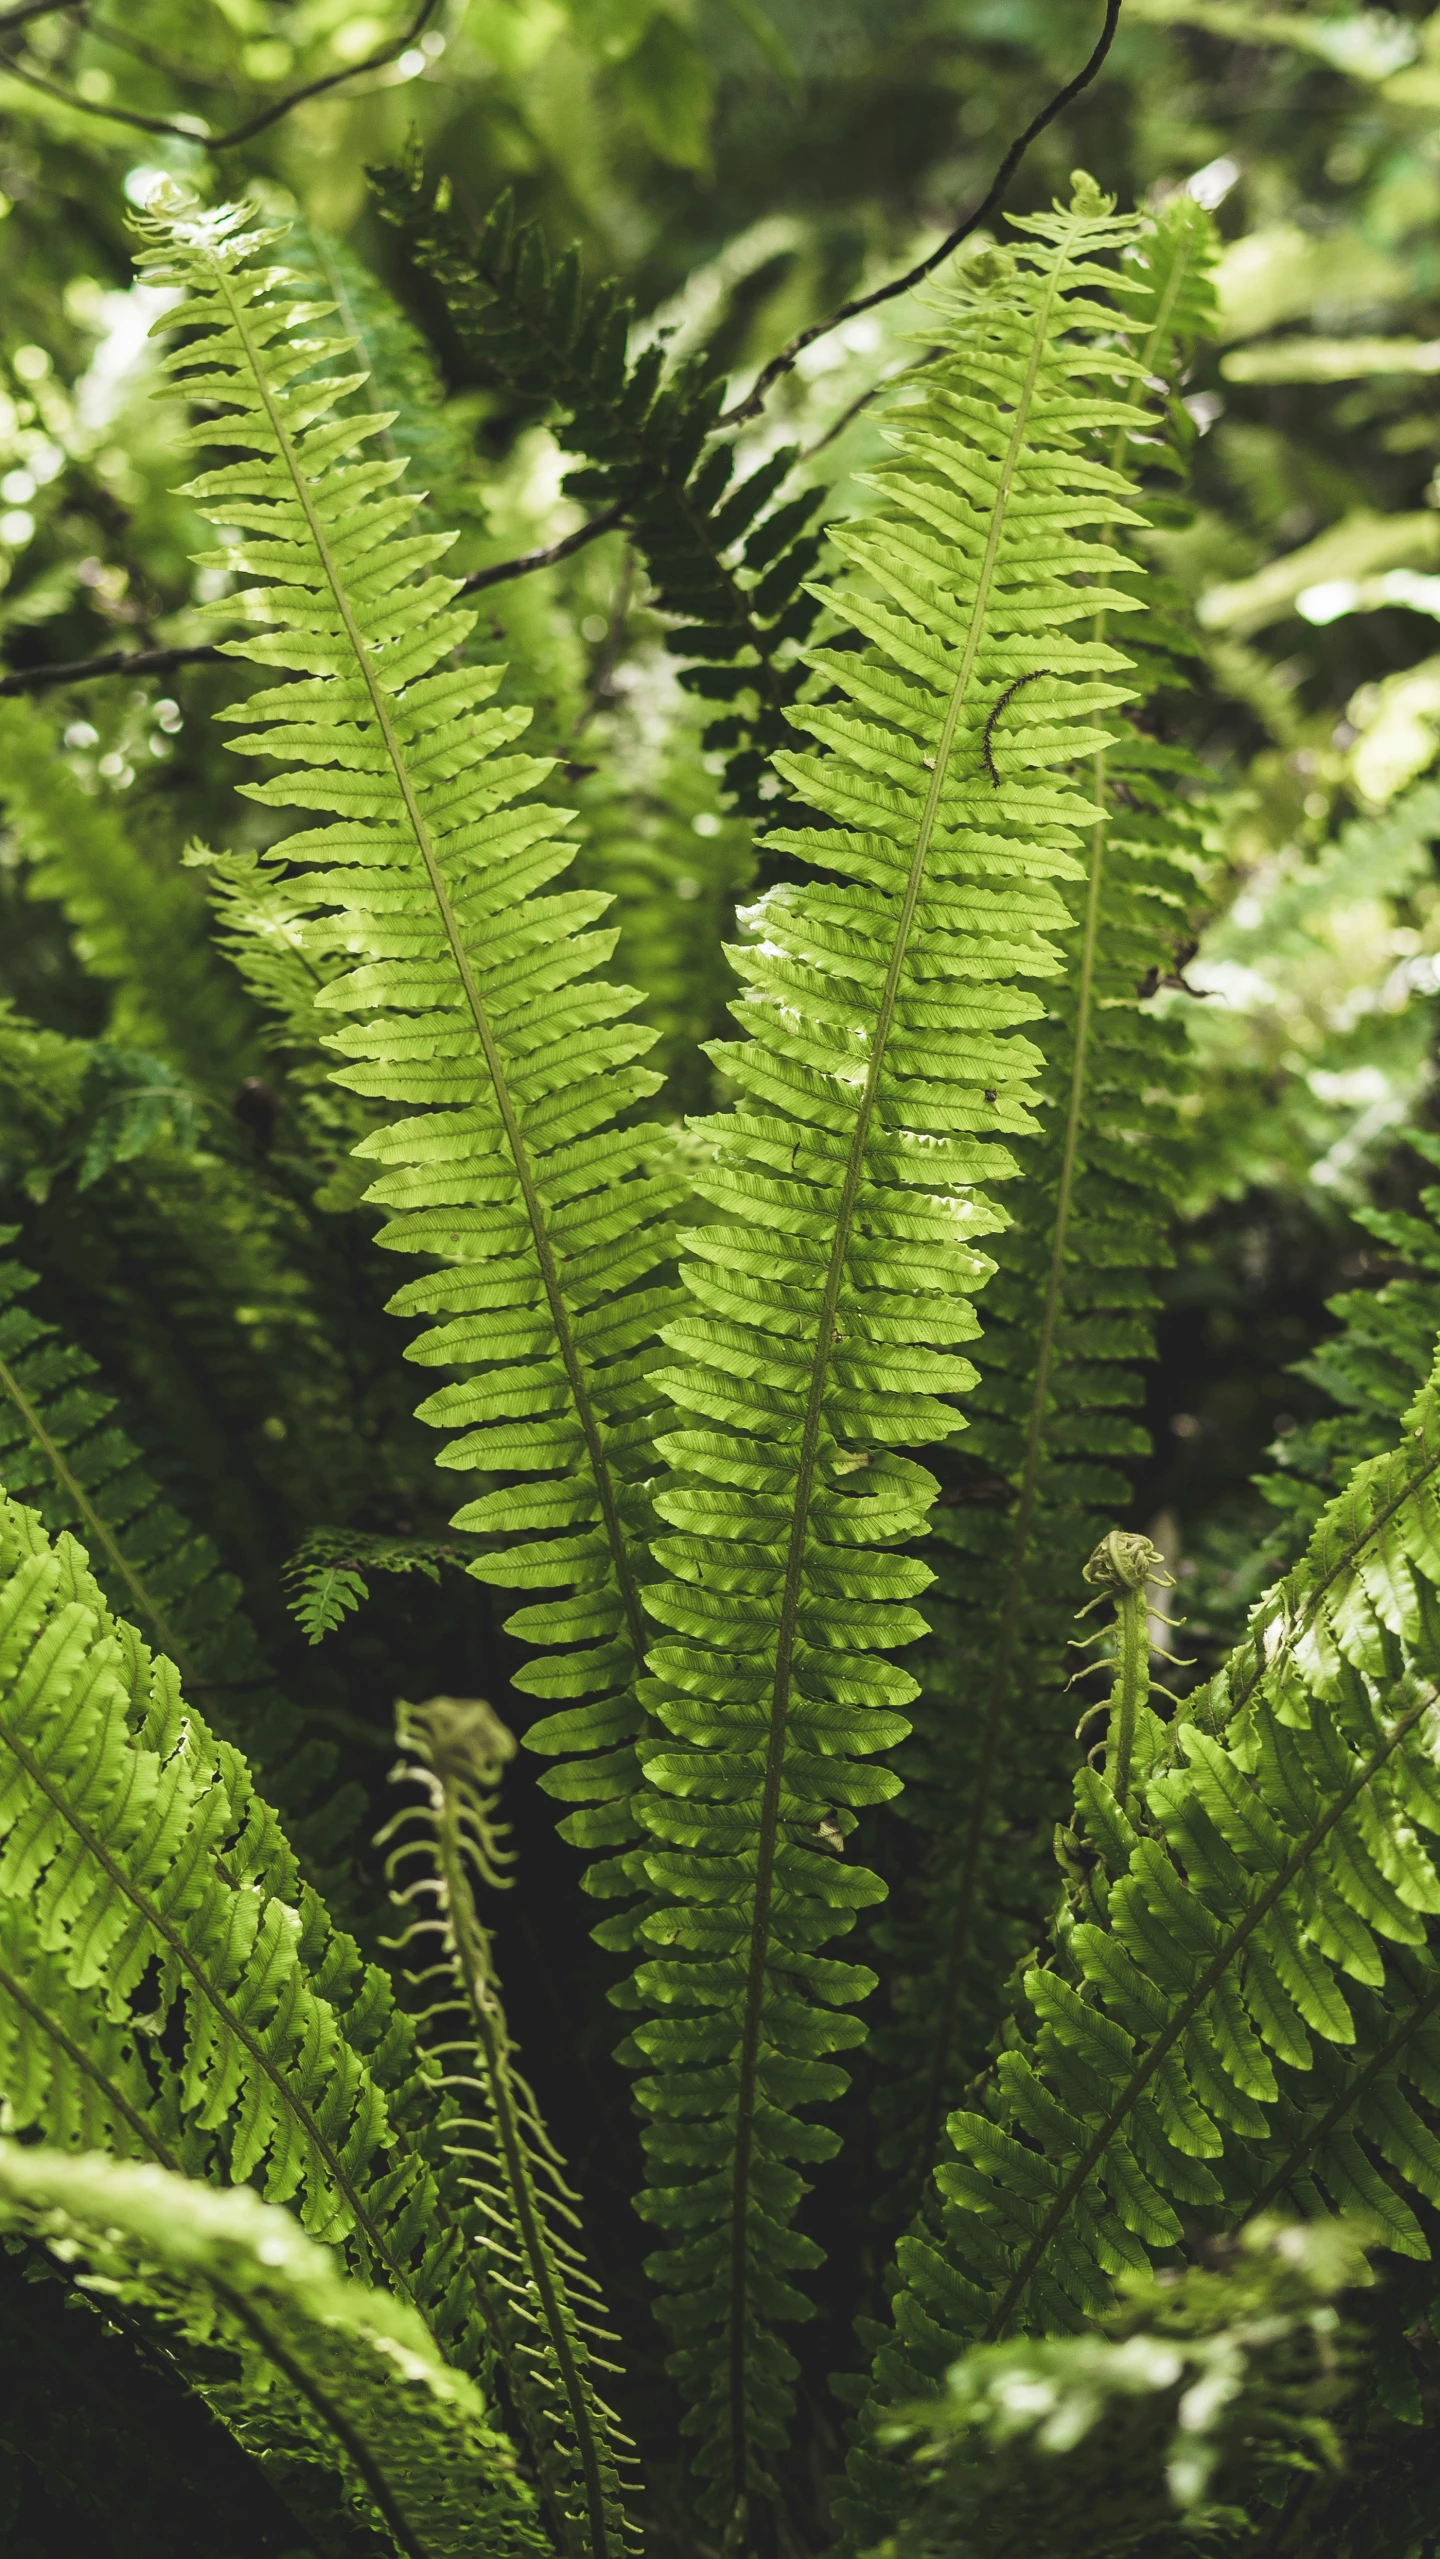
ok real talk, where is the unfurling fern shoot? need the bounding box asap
[620,180,1151,2534]
[382,1696,635,2559]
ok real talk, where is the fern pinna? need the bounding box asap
[137,193,679,1898]
[869,196,1217,2216]
[376,169,825,818]
[603,180,1151,2532]
[841,1356,1440,2544]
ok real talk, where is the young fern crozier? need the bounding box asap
[383,1695,636,2559]
[613,181,1151,2533]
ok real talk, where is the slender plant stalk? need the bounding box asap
[429,1793,615,2559]
[724,246,1070,2516]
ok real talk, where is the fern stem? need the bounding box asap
[725,246,1071,2519]
[917,759,1109,2173]
[0,1710,409,2293]
[216,2281,437,2559]
[0,1347,191,1671]
[431,1797,614,2559]
[985,1682,1438,2339]
[0,1951,177,2164]
[212,260,649,1677]
[1248,1965,1440,2215]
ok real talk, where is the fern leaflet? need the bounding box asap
[0,1488,498,2391]
[841,1351,1440,2541]
[376,171,826,817]
[870,194,1216,2211]
[0,1233,356,1862]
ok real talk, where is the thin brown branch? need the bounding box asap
[0,0,442,150]
[459,501,627,596]
[0,509,627,695]
[716,0,1126,429]
[0,0,76,30]
[0,640,223,695]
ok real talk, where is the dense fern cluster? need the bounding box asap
[3,100,1440,2559]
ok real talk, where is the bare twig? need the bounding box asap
[0,0,442,150]
[0,508,627,695]
[0,0,76,30]
[716,0,1126,429]
[0,640,223,696]
[460,502,627,596]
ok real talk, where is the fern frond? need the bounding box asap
[611,180,1154,2528]
[842,1347,1440,2541]
[0,1489,492,2386]
[285,1528,471,1645]
[0,1235,356,1862]
[0,696,258,1097]
[0,2143,543,2559]
[869,194,1217,2213]
[383,1695,637,2559]
[138,191,676,1881]
[375,171,825,817]
[880,2214,1364,2559]
[1191,1117,1440,1652]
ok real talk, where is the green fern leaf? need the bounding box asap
[616,180,1156,2528]
[0,2142,543,2559]
[284,1529,464,1645]
[842,1352,1440,2542]
[0,1488,497,2391]
[375,170,825,817]
[138,191,676,1884]
[869,193,1218,2215]
[0,1235,356,1865]
[0,697,258,1098]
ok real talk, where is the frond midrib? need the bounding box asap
[433,1797,615,2559]
[0,1346,190,1672]
[0,1944,176,2166]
